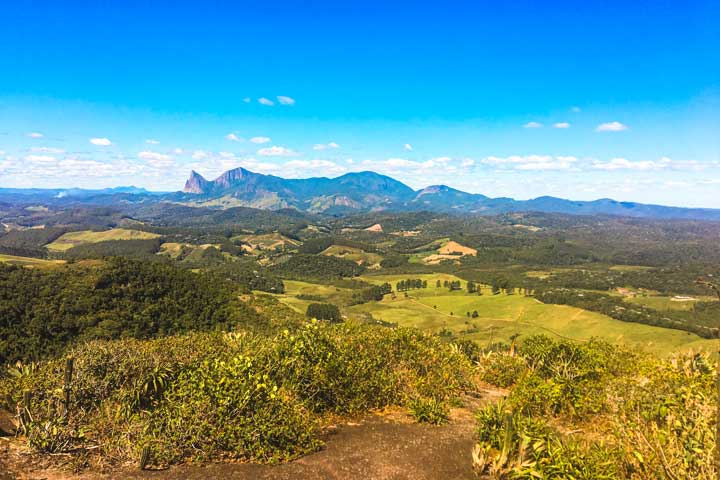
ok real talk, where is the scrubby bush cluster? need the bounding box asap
[0,322,472,467]
[472,335,716,479]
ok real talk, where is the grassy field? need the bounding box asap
[625,295,712,311]
[0,254,65,267]
[46,228,160,252]
[270,279,355,314]
[234,232,300,252]
[320,245,384,266]
[348,274,716,355]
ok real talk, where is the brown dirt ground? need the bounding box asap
[437,242,477,256]
[0,389,505,480]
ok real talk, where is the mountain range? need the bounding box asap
[177,167,720,220]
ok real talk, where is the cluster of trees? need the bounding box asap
[396,279,428,291]
[211,262,286,294]
[299,237,376,255]
[439,279,462,291]
[64,239,162,260]
[305,302,342,322]
[351,282,392,305]
[535,288,719,339]
[0,258,267,362]
[535,266,720,296]
[269,254,366,280]
[0,226,69,258]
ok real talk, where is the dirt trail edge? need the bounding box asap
[1,388,506,480]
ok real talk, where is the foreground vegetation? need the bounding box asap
[0,321,471,468]
[471,335,716,479]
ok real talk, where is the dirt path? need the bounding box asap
[0,390,505,480]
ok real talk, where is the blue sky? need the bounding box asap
[1,0,719,207]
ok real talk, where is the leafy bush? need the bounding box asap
[1,322,472,467]
[408,397,450,425]
[476,352,528,388]
[473,336,717,479]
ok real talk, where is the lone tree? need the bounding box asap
[306,303,342,323]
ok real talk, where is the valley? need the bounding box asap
[0,186,718,479]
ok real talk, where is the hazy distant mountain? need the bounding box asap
[3,169,719,221]
[178,167,720,220]
[180,168,416,212]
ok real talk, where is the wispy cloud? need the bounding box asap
[570,106,581,113]
[313,142,340,151]
[138,151,174,168]
[192,150,208,160]
[482,155,577,171]
[277,96,296,106]
[250,136,271,144]
[225,133,242,142]
[593,157,668,170]
[145,139,160,144]
[595,121,628,132]
[257,146,297,156]
[243,97,251,104]
[25,154,56,163]
[258,97,275,106]
[523,121,543,128]
[90,137,112,146]
[27,132,44,138]
[31,147,65,154]
[553,122,570,129]
[403,143,413,151]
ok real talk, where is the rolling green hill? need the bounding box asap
[46,228,160,252]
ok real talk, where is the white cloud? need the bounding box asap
[225,133,242,142]
[592,157,670,170]
[595,121,628,132]
[482,155,577,171]
[313,142,340,150]
[257,146,297,156]
[25,154,56,163]
[30,147,65,154]
[570,106,581,113]
[360,157,454,173]
[523,122,543,128]
[90,137,112,146]
[403,143,413,151]
[27,132,44,138]
[277,96,296,106]
[192,150,208,160]
[173,148,184,155]
[258,97,275,106]
[553,122,570,129]
[145,139,160,144]
[461,158,475,167]
[285,159,341,169]
[138,151,174,168]
[250,136,271,144]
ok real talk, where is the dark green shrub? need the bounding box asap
[306,303,342,322]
